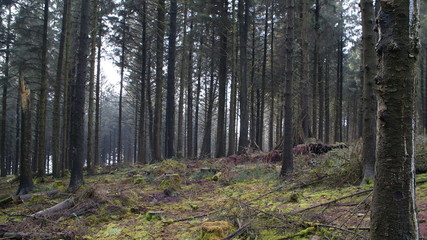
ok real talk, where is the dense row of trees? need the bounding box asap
[0,0,424,238]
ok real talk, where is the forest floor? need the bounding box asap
[0,137,427,240]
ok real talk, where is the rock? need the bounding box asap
[199,221,232,240]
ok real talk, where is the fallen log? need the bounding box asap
[31,198,74,218]
[18,190,59,201]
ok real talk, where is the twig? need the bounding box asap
[223,218,256,240]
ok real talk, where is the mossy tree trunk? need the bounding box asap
[370,0,419,239]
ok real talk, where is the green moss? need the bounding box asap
[199,221,233,240]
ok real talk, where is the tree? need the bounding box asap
[16,74,33,195]
[153,0,166,161]
[68,0,90,191]
[215,0,228,158]
[165,0,177,159]
[370,0,419,238]
[238,0,250,154]
[360,0,376,184]
[280,0,294,176]
[35,0,50,178]
[138,0,148,164]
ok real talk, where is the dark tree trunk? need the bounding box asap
[95,19,102,167]
[1,5,11,177]
[117,16,127,164]
[153,0,166,161]
[194,43,203,158]
[318,58,324,141]
[259,3,269,151]
[299,0,310,141]
[87,0,98,174]
[52,0,70,178]
[35,0,50,178]
[228,0,238,156]
[268,6,275,150]
[17,75,34,195]
[280,0,294,176]
[238,0,250,154]
[312,0,320,140]
[216,0,228,158]
[186,18,194,159]
[138,0,147,164]
[165,0,177,159]
[68,0,90,191]
[325,57,330,143]
[360,0,377,184]
[370,0,419,238]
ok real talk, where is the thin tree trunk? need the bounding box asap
[360,0,377,184]
[312,0,319,140]
[259,2,269,151]
[117,16,127,164]
[238,0,250,154]
[194,41,203,158]
[280,0,294,176]
[228,0,238,156]
[299,0,310,140]
[216,0,228,158]
[268,5,275,150]
[95,19,102,167]
[318,57,324,141]
[325,57,330,143]
[153,0,166,161]
[35,0,50,178]
[87,0,98,174]
[1,5,11,177]
[165,0,177,158]
[186,18,194,158]
[138,0,147,164]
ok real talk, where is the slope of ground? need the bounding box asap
[0,138,426,240]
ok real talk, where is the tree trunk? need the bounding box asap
[370,0,419,238]
[35,0,50,178]
[165,0,177,159]
[299,0,310,141]
[95,18,102,167]
[194,42,203,158]
[360,0,377,184]
[186,18,194,159]
[17,74,34,195]
[138,0,147,164]
[259,2,269,151]
[153,0,166,161]
[87,0,98,174]
[268,5,275,151]
[325,57,330,143]
[117,16,127,164]
[68,0,90,191]
[216,0,228,158]
[1,5,11,177]
[228,0,238,156]
[280,0,294,176]
[238,0,250,154]
[318,58,324,141]
[312,0,320,140]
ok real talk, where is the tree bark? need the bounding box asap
[17,74,34,195]
[216,0,228,158]
[360,0,377,184]
[238,0,250,154]
[280,0,294,176]
[138,0,148,164]
[153,0,166,161]
[87,0,99,174]
[35,0,50,178]
[228,0,238,156]
[370,0,419,238]
[1,5,11,177]
[165,0,177,159]
[68,0,90,191]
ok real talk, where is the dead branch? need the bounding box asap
[172,209,221,223]
[2,231,74,239]
[18,190,60,201]
[223,218,255,240]
[292,189,373,215]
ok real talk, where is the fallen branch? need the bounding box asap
[292,189,373,215]
[223,218,255,240]
[3,231,74,239]
[172,209,221,223]
[317,224,367,239]
[31,198,74,217]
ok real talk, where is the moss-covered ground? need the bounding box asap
[1,138,427,239]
